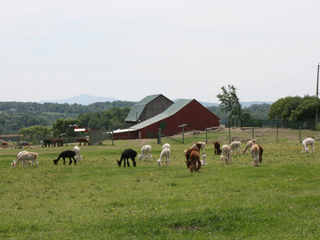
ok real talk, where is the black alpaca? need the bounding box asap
[117,149,137,167]
[53,150,76,165]
[42,139,52,147]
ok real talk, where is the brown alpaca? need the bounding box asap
[214,141,221,155]
[1,142,8,148]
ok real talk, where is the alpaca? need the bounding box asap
[1,142,8,148]
[243,139,256,154]
[78,137,89,146]
[138,145,152,161]
[42,138,52,147]
[117,149,137,167]
[191,142,206,156]
[157,148,170,166]
[200,154,207,166]
[51,139,61,147]
[214,141,222,155]
[162,143,171,149]
[230,141,241,155]
[73,146,82,162]
[53,150,76,165]
[12,152,39,168]
[15,151,30,166]
[221,145,232,164]
[189,150,200,173]
[20,141,31,148]
[302,138,315,153]
[250,145,260,167]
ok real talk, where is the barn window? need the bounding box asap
[159,122,167,129]
[146,132,154,138]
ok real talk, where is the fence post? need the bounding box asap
[252,127,254,140]
[182,127,185,144]
[299,125,302,143]
[112,130,114,145]
[205,127,207,144]
[277,125,279,142]
[229,121,231,144]
[158,128,161,145]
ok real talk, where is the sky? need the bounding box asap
[1,0,320,104]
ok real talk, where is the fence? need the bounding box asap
[226,119,316,131]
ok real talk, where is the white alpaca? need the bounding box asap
[162,143,171,149]
[12,152,39,168]
[302,138,315,153]
[221,145,232,164]
[157,148,170,166]
[191,142,206,156]
[250,145,260,167]
[200,154,207,166]
[230,141,241,155]
[138,145,152,161]
[15,151,30,166]
[73,146,82,162]
[243,139,256,154]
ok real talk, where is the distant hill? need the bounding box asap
[38,94,273,108]
[38,94,118,105]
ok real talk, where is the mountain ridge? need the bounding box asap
[37,94,272,107]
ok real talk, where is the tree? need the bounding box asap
[216,85,242,119]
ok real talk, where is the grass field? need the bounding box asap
[1,127,320,239]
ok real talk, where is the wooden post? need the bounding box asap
[112,130,114,145]
[229,121,231,144]
[252,126,254,140]
[182,127,184,144]
[205,127,208,144]
[158,128,162,145]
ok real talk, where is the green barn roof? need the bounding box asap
[125,94,164,122]
[129,99,193,130]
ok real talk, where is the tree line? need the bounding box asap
[1,95,275,141]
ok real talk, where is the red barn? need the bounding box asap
[113,99,220,139]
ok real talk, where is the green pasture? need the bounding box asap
[1,127,320,239]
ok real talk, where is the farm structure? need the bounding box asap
[113,99,220,140]
[125,94,173,128]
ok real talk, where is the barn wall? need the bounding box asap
[113,131,139,140]
[138,100,220,139]
[139,95,173,121]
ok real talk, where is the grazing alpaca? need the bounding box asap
[117,149,137,167]
[78,137,89,146]
[214,141,222,155]
[1,142,8,148]
[257,144,263,163]
[138,145,152,161]
[191,142,206,156]
[188,150,200,173]
[15,151,30,166]
[53,150,76,165]
[12,152,39,168]
[221,145,232,164]
[230,141,241,155]
[157,148,171,166]
[162,143,171,149]
[73,146,82,162]
[250,145,260,167]
[243,139,256,154]
[302,138,315,153]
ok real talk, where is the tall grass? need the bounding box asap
[1,127,320,239]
